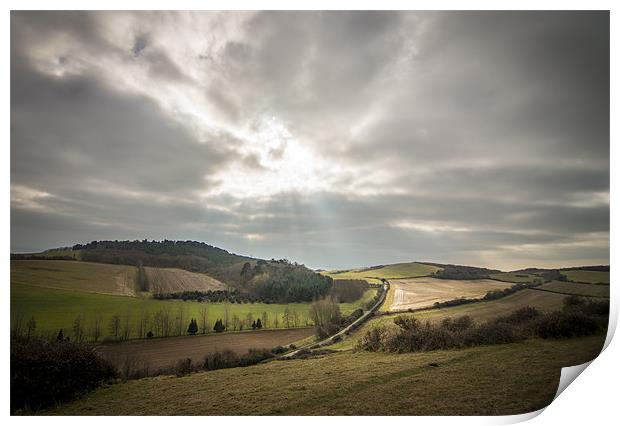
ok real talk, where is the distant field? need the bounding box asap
[324,262,440,284]
[562,270,609,284]
[490,272,540,283]
[388,278,511,311]
[97,328,314,370]
[11,260,137,296]
[145,267,226,293]
[538,281,610,298]
[47,335,605,415]
[21,249,82,260]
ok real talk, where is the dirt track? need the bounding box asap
[97,327,314,369]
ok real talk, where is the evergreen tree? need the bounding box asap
[188,318,198,335]
[213,318,225,333]
[56,329,64,341]
[251,320,257,330]
[256,318,263,329]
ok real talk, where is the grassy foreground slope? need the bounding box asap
[47,335,604,415]
[324,262,440,284]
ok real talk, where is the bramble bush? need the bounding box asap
[11,337,117,413]
[357,297,608,353]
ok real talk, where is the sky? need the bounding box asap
[10,11,609,271]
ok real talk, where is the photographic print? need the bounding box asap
[9,9,610,416]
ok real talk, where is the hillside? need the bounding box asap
[12,240,333,302]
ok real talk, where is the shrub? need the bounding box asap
[530,311,600,339]
[356,326,387,351]
[563,296,609,317]
[460,322,524,346]
[433,297,478,308]
[440,316,474,332]
[11,337,117,413]
[271,345,287,354]
[174,358,193,377]
[496,306,541,325]
[203,349,239,371]
[203,348,275,371]
[238,348,274,366]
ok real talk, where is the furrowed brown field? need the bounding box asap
[97,327,314,370]
[145,267,226,293]
[388,277,512,311]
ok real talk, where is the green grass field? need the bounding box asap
[11,283,374,340]
[11,260,137,296]
[324,262,440,284]
[489,272,540,283]
[562,270,609,284]
[45,334,605,415]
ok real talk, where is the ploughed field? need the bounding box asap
[97,328,314,370]
[46,334,605,415]
[388,277,512,311]
[144,266,226,293]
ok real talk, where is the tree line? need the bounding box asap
[11,304,316,343]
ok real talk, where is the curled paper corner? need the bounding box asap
[492,407,546,424]
[493,355,605,424]
[554,361,593,399]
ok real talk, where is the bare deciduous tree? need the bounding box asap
[199,305,209,334]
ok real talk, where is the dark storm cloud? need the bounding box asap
[11,56,231,198]
[10,11,609,270]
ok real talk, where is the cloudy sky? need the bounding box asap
[10,11,609,270]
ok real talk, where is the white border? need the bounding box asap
[3,1,617,424]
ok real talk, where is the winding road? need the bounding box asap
[282,282,389,358]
